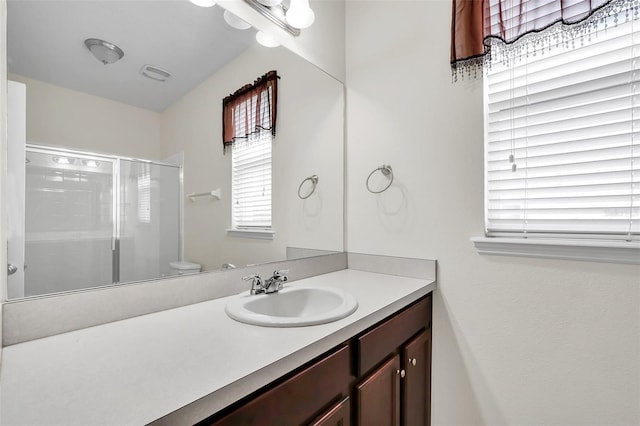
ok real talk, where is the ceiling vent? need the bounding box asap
[140,65,171,82]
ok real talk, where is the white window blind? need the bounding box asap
[137,162,151,224]
[231,89,273,229]
[484,18,640,241]
[231,131,272,230]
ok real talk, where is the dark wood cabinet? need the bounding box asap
[206,345,353,426]
[356,355,401,426]
[402,329,432,426]
[310,397,351,426]
[200,294,432,426]
[355,296,432,426]
[356,297,431,377]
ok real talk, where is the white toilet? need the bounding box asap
[169,260,202,276]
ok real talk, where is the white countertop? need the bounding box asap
[0,269,435,425]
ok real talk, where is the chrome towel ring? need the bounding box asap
[298,175,319,199]
[366,165,393,193]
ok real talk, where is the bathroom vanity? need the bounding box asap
[204,294,432,426]
[0,267,436,425]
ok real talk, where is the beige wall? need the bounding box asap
[8,74,162,159]
[345,1,640,425]
[161,44,344,271]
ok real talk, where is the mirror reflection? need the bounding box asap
[6,0,344,299]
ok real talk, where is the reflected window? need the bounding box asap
[231,108,272,230]
[224,71,278,231]
[137,162,151,224]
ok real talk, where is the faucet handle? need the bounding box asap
[262,270,288,294]
[243,273,264,294]
[242,273,260,282]
[273,269,289,280]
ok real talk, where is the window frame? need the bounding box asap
[477,20,640,264]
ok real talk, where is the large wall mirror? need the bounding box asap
[4,0,344,300]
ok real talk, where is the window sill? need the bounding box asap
[227,229,275,240]
[472,237,640,265]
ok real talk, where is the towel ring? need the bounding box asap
[298,175,319,199]
[366,165,393,194]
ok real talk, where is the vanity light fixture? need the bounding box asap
[84,38,124,65]
[256,31,280,48]
[189,0,216,7]
[269,5,287,23]
[286,0,314,29]
[242,0,301,36]
[82,159,101,168]
[224,10,252,30]
[52,156,74,165]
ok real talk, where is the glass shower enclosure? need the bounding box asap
[21,146,181,297]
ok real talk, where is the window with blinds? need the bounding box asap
[231,130,272,229]
[484,19,639,241]
[137,162,151,224]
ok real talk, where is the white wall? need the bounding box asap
[161,44,344,271]
[7,74,162,159]
[345,1,640,425]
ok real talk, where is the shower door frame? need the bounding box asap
[25,144,183,287]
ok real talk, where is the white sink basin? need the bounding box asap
[225,285,358,327]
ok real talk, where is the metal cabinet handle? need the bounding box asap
[396,369,406,378]
[7,264,18,276]
[409,357,417,366]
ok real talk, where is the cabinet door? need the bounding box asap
[356,355,400,426]
[309,397,350,426]
[402,329,431,426]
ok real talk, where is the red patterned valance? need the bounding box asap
[451,0,636,80]
[222,70,279,153]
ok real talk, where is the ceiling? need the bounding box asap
[7,0,256,112]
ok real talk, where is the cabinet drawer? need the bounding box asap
[357,295,431,376]
[209,345,352,426]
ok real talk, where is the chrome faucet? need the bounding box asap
[242,270,288,295]
[243,273,265,295]
[263,269,288,294]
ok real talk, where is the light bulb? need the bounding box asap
[83,160,100,168]
[286,0,315,29]
[223,10,251,30]
[52,156,72,165]
[189,0,216,7]
[256,31,280,48]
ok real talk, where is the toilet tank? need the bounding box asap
[169,261,202,276]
